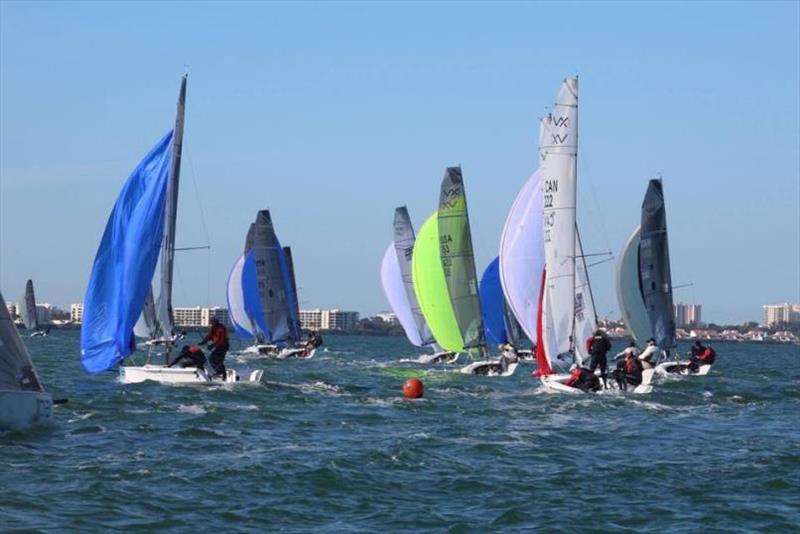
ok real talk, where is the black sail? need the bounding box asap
[245,210,293,342]
[638,179,676,350]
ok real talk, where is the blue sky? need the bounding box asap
[1,1,798,324]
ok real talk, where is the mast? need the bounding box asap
[155,74,187,345]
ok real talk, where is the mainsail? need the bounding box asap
[438,167,484,350]
[0,291,44,391]
[616,227,651,345]
[393,207,433,345]
[499,170,545,344]
[20,280,39,331]
[540,77,579,363]
[80,130,174,373]
[244,210,294,343]
[154,75,187,341]
[412,212,462,352]
[639,179,676,350]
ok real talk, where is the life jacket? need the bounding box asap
[564,367,582,386]
[699,347,716,364]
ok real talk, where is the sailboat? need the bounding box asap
[0,291,53,429]
[618,180,708,376]
[80,75,262,385]
[527,78,652,394]
[20,280,47,337]
[380,206,455,363]
[229,210,311,358]
[409,167,493,373]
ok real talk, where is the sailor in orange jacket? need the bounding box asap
[201,317,230,377]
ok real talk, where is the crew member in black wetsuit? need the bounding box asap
[587,329,612,389]
[168,344,207,369]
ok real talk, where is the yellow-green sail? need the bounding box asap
[412,212,463,352]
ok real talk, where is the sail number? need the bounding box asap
[544,194,553,208]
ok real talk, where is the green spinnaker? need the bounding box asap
[412,212,464,352]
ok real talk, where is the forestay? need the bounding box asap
[639,179,676,350]
[80,130,174,373]
[438,167,484,350]
[0,291,44,391]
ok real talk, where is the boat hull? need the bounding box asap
[655,361,712,377]
[460,360,519,377]
[241,345,316,359]
[0,390,53,430]
[540,369,654,394]
[119,365,263,385]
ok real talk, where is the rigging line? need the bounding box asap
[673,282,694,290]
[586,257,615,269]
[175,245,211,252]
[187,154,212,306]
[576,141,613,255]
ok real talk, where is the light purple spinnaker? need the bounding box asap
[381,244,425,346]
[499,169,545,345]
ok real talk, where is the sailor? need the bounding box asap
[563,364,583,388]
[564,364,601,392]
[168,344,207,369]
[587,329,612,388]
[688,340,716,372]
[498,343,519,373]
[200,317,230,378]
[638,338,660,370]
[614,351,642,391]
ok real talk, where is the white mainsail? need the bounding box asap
[540,77,579,363]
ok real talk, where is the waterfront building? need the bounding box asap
[375,312,399,325]
[299,309,360,330]
[70,303,83,323]
[674,303,702,327]
[6,302,18,319]
[762,303,800,326]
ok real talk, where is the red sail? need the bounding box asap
[532,268,552,377]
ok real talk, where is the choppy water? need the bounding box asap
[2,331,799,532]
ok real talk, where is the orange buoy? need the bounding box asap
[402,377,424,399]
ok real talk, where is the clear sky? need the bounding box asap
[1,1,798,325]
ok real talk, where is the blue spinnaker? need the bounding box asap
[276,242,300,342]
[80,131,174,373]
[242,250,270,340]
[479,257,507,344]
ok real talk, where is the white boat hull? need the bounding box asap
[541,369,654,394]
[119,365,263,385]
[655,361,712,377]
[0,390,53,430]
[460,360,519,377]
[419,352,460,364]
[242,345,316,359]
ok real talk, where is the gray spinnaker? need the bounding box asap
[20,280,39,331]
[393,206,434,346]
[639,179,676,350]
[245,210,293,342]
[154,74,187,340]
[437,166,485,350]
[0,291,43,391]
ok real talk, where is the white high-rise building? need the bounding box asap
[762,303,800,327]
[6,302,18,319]
[70,303,84,323]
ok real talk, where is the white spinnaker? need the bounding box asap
[616,226,651,345]
[381,243,424,346]
[573,227,598,365]
[540,77,579,361]
[227,252,254,337]
[499,170,544,344]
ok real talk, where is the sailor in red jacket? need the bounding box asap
[201,318,230,378]
[688,341,716,372]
